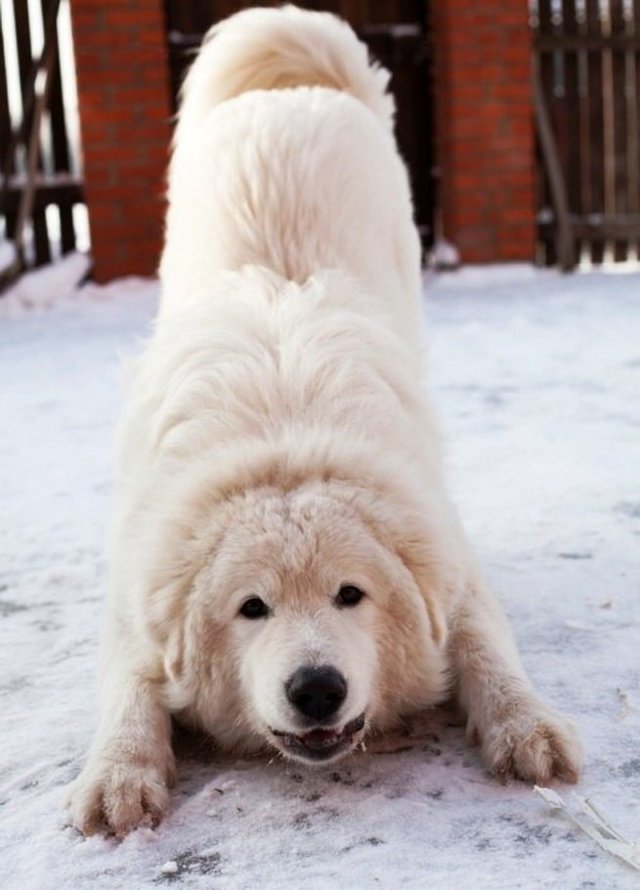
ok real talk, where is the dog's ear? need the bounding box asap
[345,487,455,647]
[393,535,449,647]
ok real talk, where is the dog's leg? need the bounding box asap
[450,580,582,784]
[67,648,175,837]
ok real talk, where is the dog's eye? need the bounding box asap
[239,597,270,619]
[335,585,365,607]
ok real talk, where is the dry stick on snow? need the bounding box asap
[534,786,640,872]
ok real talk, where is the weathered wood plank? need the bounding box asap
[610,0,629,259]
[0,6,11,169]
[536,0,558,264]
[585,0,606,262]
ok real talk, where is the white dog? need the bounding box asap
[68,5,581,836]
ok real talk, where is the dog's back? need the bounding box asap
[160,5,422,346]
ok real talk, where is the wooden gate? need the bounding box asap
[0,0,86,274]
[533,0,640,267]
[164,1,435,248]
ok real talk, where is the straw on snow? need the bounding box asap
[534,786,640,872]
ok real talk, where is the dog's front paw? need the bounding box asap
[480,699,582,785]
[67,753,174,837]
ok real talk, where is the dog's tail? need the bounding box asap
[175,4,394,139]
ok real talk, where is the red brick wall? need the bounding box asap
[433,1,536,263]
[71,0,172,282]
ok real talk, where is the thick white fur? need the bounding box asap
[68,5,581,837]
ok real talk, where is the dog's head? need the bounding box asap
[158,482,450,765]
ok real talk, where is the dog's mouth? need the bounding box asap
[269,713,366,762]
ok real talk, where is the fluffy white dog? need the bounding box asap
[68,5,581,836]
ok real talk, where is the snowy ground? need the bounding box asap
[1,258,639,889]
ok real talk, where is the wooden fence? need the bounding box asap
[532,0,640,267]
[0,0,86,274]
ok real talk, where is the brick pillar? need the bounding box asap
[71,0,172,282]
[433,1,536,263]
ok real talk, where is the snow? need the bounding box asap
[160,860,180,875]
[1,259,639,889]
[0,239,17,274]
[0,252,91,318]
[426,238,460,271]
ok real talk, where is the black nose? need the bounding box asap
[285,666,347,722]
